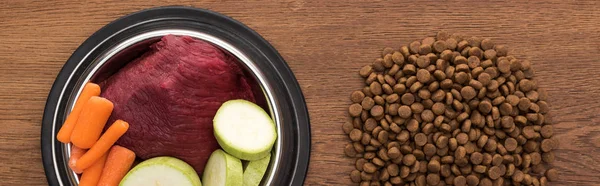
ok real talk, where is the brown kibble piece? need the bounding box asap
[531,152,542,165]
[495,45,508,56]
[423,37,436,46]
[359,65,373,78]
[506,95,520,106]
[468,47,483,59]
[351,170,361,183]
[484,50,497,60]
[364,118,378,131]
[519,79,534,92]
[383,54,394,68]
[378,148,390,161]
[350,129,363,142]
[403,154,416,166]
[372,157,385,167]
[433,40,447,53]
[356,158,367,171]
[455,56,468,65]
[398,105,412,118]
[406,119,420,133]
[364,162,378,173]
[455,72,470,85]
[471,152,483,165]
[487,166,501,180]
[505,137,518,152]
[499,103,512,116]
[342,122,354,134]
[437,31,450,41]
[416,56,430,68]
[545,168,559,181]
[512,170,524,183]
[382,47,394,57]
[414,133,428,146]
[377,130,389,144]
[522,126,536,139]
[364,152,376,160]
[541,125,554,138]
[411,103,425,114]
[417,69,431,83]
[466,175,480,186]
[456,133,469,145]
[432,102,446,115]
[349,104,363,117]
[371,105,384,117]
[436,136,449,148]
[498,59,511,74]
[478,72,492,86]
[424,144,437,157]
[540,177,548,186]
[501,116,514,129]
[479,100,493,114]
[481,38,495,50]
[542,152,555,163]
[391,52,404,65]
[540,139,555,152]
[454,175,467,186]
[345,143,357,157]
[492,154,504,166]
[427,159,441,172]
[362,97,375,110]
[388,147,401,159]
[401,93,415,105]
[419,44,432,55]
[387,164,400,177]
[480,178,492,186]
[461,86,477,100]
[457,40,469,51]
[373,58,385,72]
[467,56,480,69]
[351,91,366,103]
[515,115,528,125]
[370,82,383,96]
[373,96,384,106]
[427,174,440,185]
[467,37,481,47]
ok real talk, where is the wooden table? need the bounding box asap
[1,1,599,185]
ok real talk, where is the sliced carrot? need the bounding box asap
[68,146,88,174]
[98,145,136,186]
[71,96,114,149]
[57,83,101,143]
[75,120,129,171]
[79,153,108,186]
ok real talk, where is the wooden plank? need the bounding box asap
[0,0,598,185]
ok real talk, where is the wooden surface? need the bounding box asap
[1,0,599,185]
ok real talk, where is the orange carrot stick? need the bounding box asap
[98,145,136,186]
[57,83,101,143]
[71,96,114,149]
[68,146,88,174]
[79,153,108,186]
[75,120,129,171]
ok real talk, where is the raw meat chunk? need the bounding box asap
[100,35,256,174]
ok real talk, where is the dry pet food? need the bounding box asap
[344,31,557,186]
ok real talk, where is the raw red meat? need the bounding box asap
[99,35,256,174]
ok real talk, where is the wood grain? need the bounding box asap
[0,0,599,185]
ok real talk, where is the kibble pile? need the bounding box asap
[343,31,558,186]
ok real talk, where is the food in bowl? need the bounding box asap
[100,35,258,173]
[56,35,277,186]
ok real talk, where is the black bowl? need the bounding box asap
[41,6,310,186]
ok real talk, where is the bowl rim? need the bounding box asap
[41,6,310,186]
